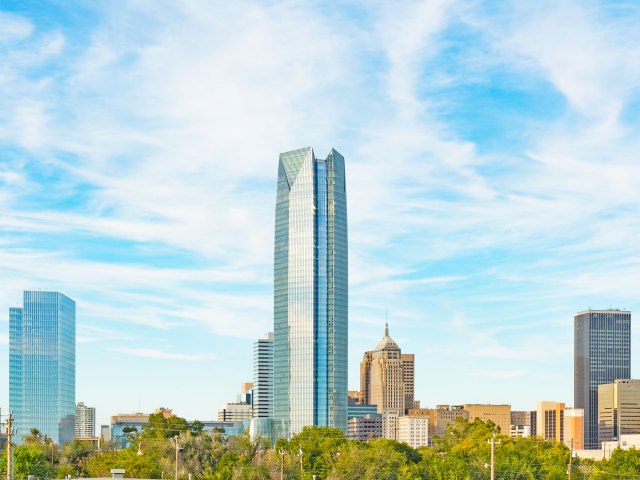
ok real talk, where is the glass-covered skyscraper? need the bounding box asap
[574,309,631,450]
[273,147,348,437]
[9,291,76,444]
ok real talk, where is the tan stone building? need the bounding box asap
[537,401,565,442]
[360,323,415,414]
[464,404,511,435]
[408,404,468,441]
[598,379,640,444]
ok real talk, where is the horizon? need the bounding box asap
[1,0,639,431]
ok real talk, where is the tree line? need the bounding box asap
[2,413,640,479]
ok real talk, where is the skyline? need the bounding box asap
[1,0,640,429]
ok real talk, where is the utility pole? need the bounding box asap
[568,438,574,480]
[174,436,179,480]
[279,449,285,480]
[488,434,501,480]
[6,412,14,480]
[298,444,303,479]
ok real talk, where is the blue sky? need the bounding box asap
[1,0,640,428]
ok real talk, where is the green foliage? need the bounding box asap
[2,417,627,479]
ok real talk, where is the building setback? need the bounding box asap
[575,309,631,449]
[10,291,76,444]
[273,147,348,437]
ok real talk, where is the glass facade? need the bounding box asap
[9,291,76,444]
[574,309,631,450]
[274,147,348,437]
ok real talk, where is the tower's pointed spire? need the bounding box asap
[385,322,389,337]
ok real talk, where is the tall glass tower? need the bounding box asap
[9,291,76,444]
[273,147,348,437]
[574,309,631,450]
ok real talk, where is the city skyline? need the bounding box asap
[1,0,640,428]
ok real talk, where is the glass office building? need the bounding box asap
[9,291,76,444]
[273,147,348,437]
[574,309,631,450]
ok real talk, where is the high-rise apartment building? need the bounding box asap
[598,379,640,444]
[75,402,96,438]
[10,291,76,444]
[273,147,348,437]
[360,324,415,414]
[575,309,631,449]
[253,332,273,419]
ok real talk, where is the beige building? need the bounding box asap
[360,324,415,414]
[537,401,565,442]
[409,405,468,440]
[382,409,401,440]
[564,408,584,450]
[218,403,252,422]
[598,379,640,444]
[396,416,429,448]
[464,404,511,435]
[347,414,382,441]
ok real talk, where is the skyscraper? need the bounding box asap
[75,402,96,438]
[575,309,631,449]
[253,332,273,419]
[10,291,76,444]
[360,323,415,414]
[273,147,348,437]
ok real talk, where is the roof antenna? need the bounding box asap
[385,308,389,337]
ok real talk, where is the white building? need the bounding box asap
[218,403,252,422]
[253,332,273,419]
[511,424,531,438]
[396,416,429,448]
[75,402,96,438]
[382,409,401,441]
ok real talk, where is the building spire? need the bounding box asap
[385,322,389,337]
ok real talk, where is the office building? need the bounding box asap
[464,404,511,435]
[237,382,253,405]
[382,409,401,441]
[598,379,640,444]
[408,405,468,441]
[273,147,348,437]
[347,404,378,419]
[75,402,96,438]
[347,413,382,441]
[253,332,273,419]
[218,403,253,422]
[537,401,565,443]
[396,416,429,448]
[360,324,415,415]
[510,410,535,439]
[111,412,149,446]
[347,391,362,405]
[575,309,631,449]
[9,291,76,444]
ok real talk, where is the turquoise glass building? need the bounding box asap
[9,291,76,444]
[273,147,348,437]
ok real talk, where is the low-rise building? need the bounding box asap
[347,413,382,441]
[348,404,378,419]
[217,403,252,422]
[464,404,511,434]
[598,379,640,445]
[396,416,429,448]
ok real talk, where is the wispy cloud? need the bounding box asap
[111,347,217,362]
